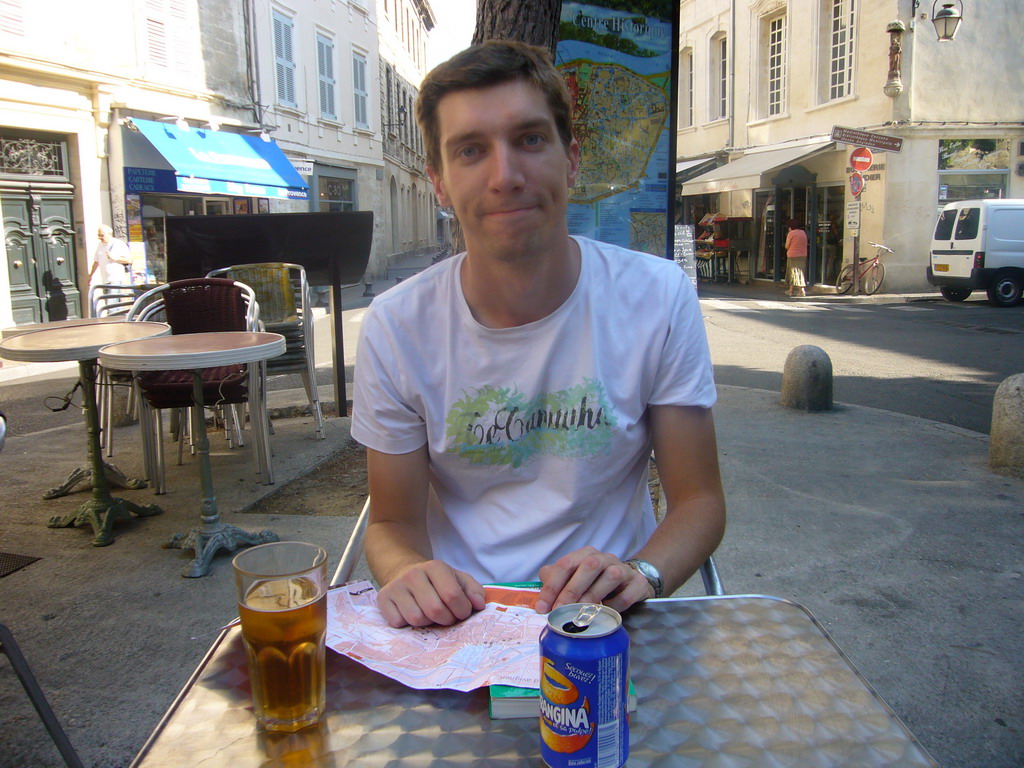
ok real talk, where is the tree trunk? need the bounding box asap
[473,0,562,61]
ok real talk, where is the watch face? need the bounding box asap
[627,559,663,597]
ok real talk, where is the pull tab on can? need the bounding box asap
[562,603,602,634]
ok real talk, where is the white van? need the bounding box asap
[927,199,1024,307]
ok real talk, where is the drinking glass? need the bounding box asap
[232,541,328,732]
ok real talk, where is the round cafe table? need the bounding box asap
[0,320,171,546]
[1,315,126,340]
[99,331,286,577]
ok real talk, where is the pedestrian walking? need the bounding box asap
[785,219,808,297]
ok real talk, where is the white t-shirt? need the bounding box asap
[351,236,716,583]
[92,238,132,286]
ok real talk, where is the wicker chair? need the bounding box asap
[125,278,270,494]
[207,263,325,439]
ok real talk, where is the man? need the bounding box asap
[89,225,133,288]
[351,41,725,629]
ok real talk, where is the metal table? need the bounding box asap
[131,596,937,766]
[0,315,126,340]
[0,321,171,544]
[99,331,285,577]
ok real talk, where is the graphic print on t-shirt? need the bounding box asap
[445,379,617,468]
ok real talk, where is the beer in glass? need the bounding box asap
[232,541,328,732]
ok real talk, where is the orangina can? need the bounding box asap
[539,603,629,768]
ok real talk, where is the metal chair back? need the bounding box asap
[207,264,325,439]
[0,624,84,768]
[329,496,725,596]
[124,279,271,493]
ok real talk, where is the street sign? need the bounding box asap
[849,172,865,198]
[846,201,861,231]
[850,147,874,172]
[831,125,903,153]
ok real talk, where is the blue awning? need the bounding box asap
[124,118,309,200]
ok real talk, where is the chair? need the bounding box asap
[125,278,271,494]
[328,496,725,596]
[207,263,325,440]
[0,624,84,768]
[90,283,162,458]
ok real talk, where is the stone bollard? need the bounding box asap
[989,373,1024,477]
[780,345,833,412]
[109,386,136,427]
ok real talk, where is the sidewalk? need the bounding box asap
[1,258,1021,767]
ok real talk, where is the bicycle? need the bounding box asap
[836,241,890,295]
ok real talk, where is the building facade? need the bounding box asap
[250,0,384,282]
[0,0,441,328]
[676,0,1024,293]
[0,0,259,325]
[377,0,437,268]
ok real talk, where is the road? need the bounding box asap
[3,295,1022,438]
[700,294,1024,434]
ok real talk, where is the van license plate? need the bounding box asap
[934,264,949,272]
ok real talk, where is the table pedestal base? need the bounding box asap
[165,523,278,578]
[49,496,163,547]
[43,461,148,500]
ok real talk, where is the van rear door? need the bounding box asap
[930,204,981,278]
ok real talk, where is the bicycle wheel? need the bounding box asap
[836,264,854,294]
[862,262,885,295]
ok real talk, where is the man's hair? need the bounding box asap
[416,40,574,173]
[98,224,114,236]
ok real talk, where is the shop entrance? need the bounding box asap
[753,166,838,286]
[753,186,807,281]
[814,185,845,285]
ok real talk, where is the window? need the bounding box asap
[318,175,355,212]
[765,15,786,116]
[954,208,981,240]
[316,33,336,120]
[933,209,956,240]
[679,48,693,128]
[820,0,855,102]
[709,34,728,121]
[143,0,194,76]
[352,51,369,129]
[273,11,296,107]
[0,0,25,36]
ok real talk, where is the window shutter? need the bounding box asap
[352,53,368,128]
[317,35,336,119]
[147,18,168,67]
[273,12,296,107]
[0,0,25,36]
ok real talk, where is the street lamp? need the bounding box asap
[931,0,963,41]
[383,105,407,131]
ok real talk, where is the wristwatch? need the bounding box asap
[623,558,663,598]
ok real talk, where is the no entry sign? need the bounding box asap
[850,147,874,172]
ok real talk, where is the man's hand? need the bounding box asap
[535,546,654,615]
[377,559,486,628]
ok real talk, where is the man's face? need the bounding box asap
[97,229,111,243]
[428,80,579,262]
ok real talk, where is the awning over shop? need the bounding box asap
[679,140,834,196]
[123,118,309,200]
[675,156,718,177]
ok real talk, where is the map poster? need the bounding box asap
[557,0,677,258]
